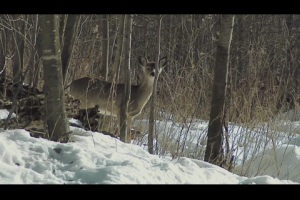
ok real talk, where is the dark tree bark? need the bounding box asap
[26,15,39,89]
[22,15,34,86]
[61,14,79,85]
[32,14,43,91]
[101,14,109,81]
[148,15,164,154]
[204,15,234,165]
[120,14,132,143]
[39,14,70,142]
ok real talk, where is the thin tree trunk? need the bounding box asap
[148,15,164,154]
[4,15,35,130]
[22,15,32,85]
[101,14,109,81]
[144,16,150,59]
[10,15,25,88]
[0,16,7,98]
[59,14,68,47]
[26,15,38,88]
[109,18,119,70]
[40,14,70,142]
[33,14,42,91]
[204,15,234,165]
[286,15,296,103]
[112,14,126,82]
[294,15,300,96]
[120,14,132,143]
[61,14,79,85]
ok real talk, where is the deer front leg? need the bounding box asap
[118,114,132,143]
[126,117,132,143]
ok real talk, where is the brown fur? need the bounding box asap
[69,57,167,142]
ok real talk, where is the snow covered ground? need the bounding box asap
[0,109,300,184]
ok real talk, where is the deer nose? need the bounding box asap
[150,72,155,77]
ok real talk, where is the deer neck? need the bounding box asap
[138,77,154,98]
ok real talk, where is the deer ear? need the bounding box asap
[139,56,147,66]
[159,57,167,68]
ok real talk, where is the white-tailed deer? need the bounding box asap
[68,56,167,142]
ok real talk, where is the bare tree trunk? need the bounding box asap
[144,16,150,59]
[40,14,70,142]
[25,15,38,88]
[109,18,119,69]
[120,14,132,143]
[204,15,234,165]
[294,15,300,96]
[10,15,25,89]
[285,15,297,106]
[59,14,68,47]
[61,14,79,85]
[101,14,109,81]
[4,15,37,130]
[0,17,7,98]
[112,15,126,82]
[148,15,164,154]
[33,15,42,91]
[22,15,33,85]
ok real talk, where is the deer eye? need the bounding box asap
[147,67,151,71]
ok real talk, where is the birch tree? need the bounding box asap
[40,14,70,142]
[120,14,132,143]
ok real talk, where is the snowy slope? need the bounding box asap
[0,109,299,184]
